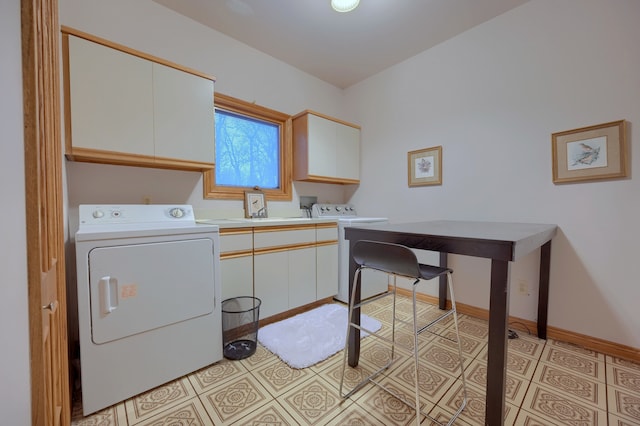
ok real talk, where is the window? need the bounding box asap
[204,93,292,200]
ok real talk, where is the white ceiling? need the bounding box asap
[154,0,530,89]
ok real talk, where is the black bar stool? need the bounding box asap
[340,240,467,426]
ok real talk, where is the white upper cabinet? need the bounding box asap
[67,35,154,157]
[152,63,214,163]
[63,27,215,171]
[293,110,360,184]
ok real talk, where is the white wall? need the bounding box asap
[60,0,349,217]
[345,0,640,349]
[0,1,32,424]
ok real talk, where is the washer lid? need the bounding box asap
[339,217,388,224]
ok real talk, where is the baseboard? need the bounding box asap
[395,287,640,363]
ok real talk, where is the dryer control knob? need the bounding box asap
[92,210,104,219]
[170,208,185,218]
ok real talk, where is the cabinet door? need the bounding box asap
[307,114,337,177]
[289,247,316,308]
[220,256,253,301]
[254,251,289,319]
[335,123,360,181]
[317,243,338,299]
[153,63,215,163]
[67,36,154,156]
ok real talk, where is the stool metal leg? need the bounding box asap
[340,268,467,426]
[340,267,397,399]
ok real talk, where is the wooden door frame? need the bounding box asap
[21,0,71,424]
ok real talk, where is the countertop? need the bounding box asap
[195,217,337,229]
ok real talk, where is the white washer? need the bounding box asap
[75,204,222,415]
[311,204,388,303]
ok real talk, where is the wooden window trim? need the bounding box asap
[204,93,292,201]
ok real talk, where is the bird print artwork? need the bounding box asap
[572,142,600,166]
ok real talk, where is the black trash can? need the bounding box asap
[221,296,261,360]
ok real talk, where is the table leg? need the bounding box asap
[537,241,551,339]
[485,259,510,426]
[348,241,361,367]
[439,252,448,310]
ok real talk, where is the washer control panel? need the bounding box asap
[311,204,358,218]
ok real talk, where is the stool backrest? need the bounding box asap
[352,240,421,279]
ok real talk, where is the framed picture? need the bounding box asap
[244,189,267,218]
[408,146,442,187]
[552,120,627,184]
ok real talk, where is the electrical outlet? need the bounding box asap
[143,196,151,205]
[518,279,529,295]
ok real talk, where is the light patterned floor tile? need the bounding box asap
[465,359,529,406]
[507,333,546,360]
[238,343,280,370]
[609,413,640,426]
[548,338,605,361]
[432,380,518,426]
[607,362,640,393]
[607,385,640,424]
[278,376,345,425]
[188,359,248,394]
[455,317,489,340]
[607,355,640,372]
[200,373,272,424]
[532,363,606,409]
[71,399,128,426]
[354,377,424,425]
[321,355,393,399]
[251,357,316,397]
[433,329,485,359]
[385,355,458,406]
[521,382,608,425]
[124,377,197,424]
[133,397,212,426]
[478,346,538,379]
[309,347,343,374]
[418,341,472,376]
[540,345,606,382]
[514,408,564,425]
[230,400,299,425]
[325,399,388,425]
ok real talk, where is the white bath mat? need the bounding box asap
[257,303,381,369]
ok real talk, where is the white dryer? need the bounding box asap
[75,204,222,415]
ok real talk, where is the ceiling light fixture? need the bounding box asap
[331,0,360,13]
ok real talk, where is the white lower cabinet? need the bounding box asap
[254,250,289,319]
[220,223,338,320]
[316,225,339,299]
[219,229,253,302]
[289,247,317,309]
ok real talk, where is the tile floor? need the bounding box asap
[72,296,640,425]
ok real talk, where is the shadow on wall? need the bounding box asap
[549,228,635,347]
[65,161,202,207]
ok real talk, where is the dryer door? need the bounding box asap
[88,238,215,344]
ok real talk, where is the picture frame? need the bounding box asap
[552,120,627,184]
[408,146,442,187]
[244,188,267,218]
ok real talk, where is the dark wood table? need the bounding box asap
[345,220,557,426]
